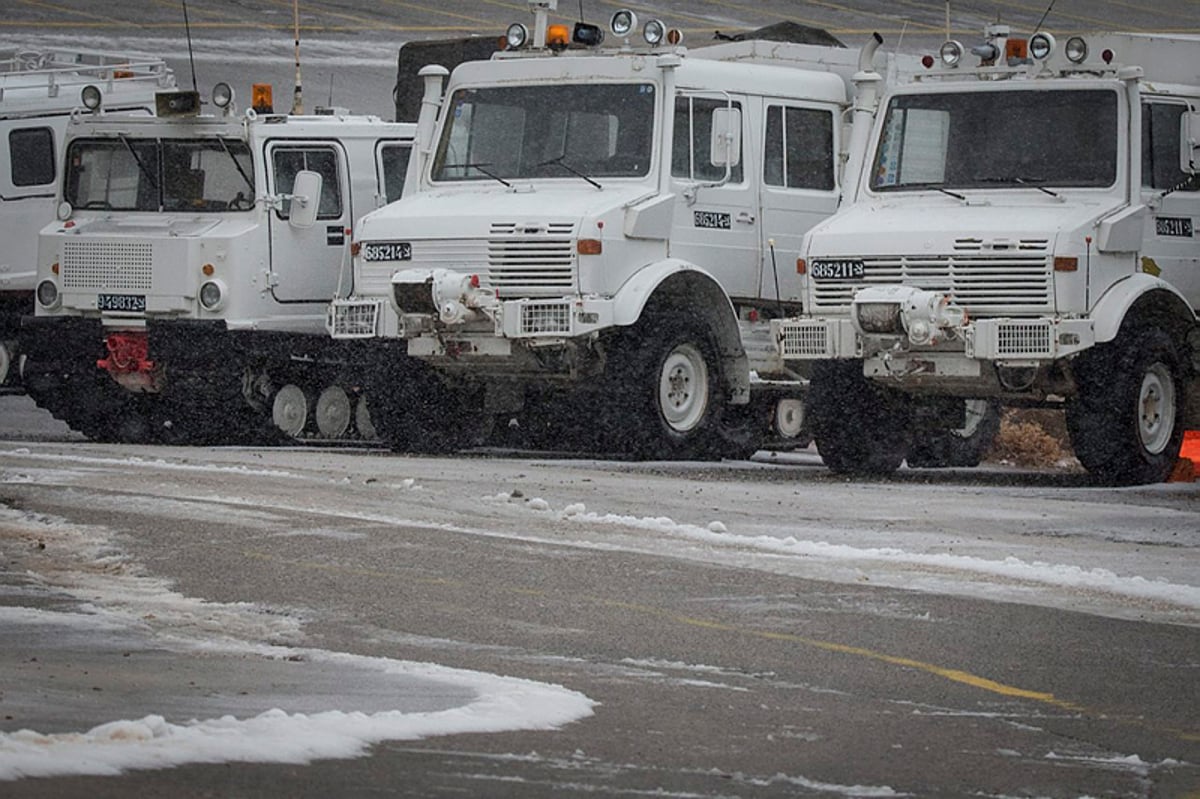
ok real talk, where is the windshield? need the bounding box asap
[432,83,656,182]
[872,89,1118,191]
[65,137,254,212]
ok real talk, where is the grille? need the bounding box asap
[811,252,1052,316]
[331,300,380,338]
[778,322,831,358]
[995,320,1053,357]
[486,220,576,295]
[61,240,153,291]
[520,302,572,335]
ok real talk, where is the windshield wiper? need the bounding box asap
[441,162,511,187]
[217,137,254,192]
[537,155,603,190]
[117,133,158,192]
[899,182,967,202]
[972,175,1060,198]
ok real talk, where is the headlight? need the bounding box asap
[37,279,60,309]
[855,302,904,335]
[212,82,234,109]
[643,19,666,46]
[199,280,224,310]
[1065,36,1088,64]
[81,84,102,111]
[610,9,637,37]
[505,22,529,50]
[1029,32,1056,61]
[939,40,963,67]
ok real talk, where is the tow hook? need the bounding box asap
[97,331,161,392]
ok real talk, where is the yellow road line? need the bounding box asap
[242,547,1199,744]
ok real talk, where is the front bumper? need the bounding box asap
[774,315,1096,362]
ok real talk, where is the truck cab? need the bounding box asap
[774,29,1200,484]
[0,48,174,391]
[23,85,415,443]
[330,3,913,457]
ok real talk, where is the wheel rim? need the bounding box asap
[954,399,989,439]
[658,343,709,433]
[315,385,352,438]
[272,384,309,437]
[775,398,806,438]
[1137,363,1175,455]
[355,395,377,440]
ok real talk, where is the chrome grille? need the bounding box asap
[811,252,1052,316]
[62,240,153,291]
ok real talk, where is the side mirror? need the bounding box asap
[709,106,742,168]
[1181,111,1200,175]
[288,169,322,229]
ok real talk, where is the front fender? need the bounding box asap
[611,258,734,327]
[1091,273,1196,344]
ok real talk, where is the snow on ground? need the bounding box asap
[0,504,595,781]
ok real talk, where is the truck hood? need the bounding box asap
[357,183,658,240]
[806,195,1117,256]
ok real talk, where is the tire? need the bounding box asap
[1066,327,1186,485]
[808,360,910,476]
[600,313,726,459]
[907,399,1001,468]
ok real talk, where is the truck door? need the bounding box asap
[267,141,351,302]
[1,121,60,293]
[1142,101,1200,306]
[759,102,841,305]
[668,94,760,299]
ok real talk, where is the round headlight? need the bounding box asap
[199,280,224,311]
[81,84,102,111]
[212,81,234,109]
[1029,32,1056,61]
[505,22,529,50]
[37,279,60,309]
[1065,36,1088,64]
[939,40,963,67]
[610,9,637,37]
[643,19,666,46]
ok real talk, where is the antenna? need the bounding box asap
[578,0,584,21]
[290,0,303,114]
[1032,0,1057,34]
[944,1,950,40]
[327,73,334,108]
[182,0,198,92]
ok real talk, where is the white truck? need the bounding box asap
[1,48,174,391]
[22,84,415,443]
[329,2,915,457]
[774,28,1200,484]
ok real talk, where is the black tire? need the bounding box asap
[907,399,1001,468]
[808,360,911,476]
[599,313,726,460]
[1066,327,1186,485]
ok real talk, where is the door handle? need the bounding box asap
[736,211,756,224]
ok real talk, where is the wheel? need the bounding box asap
[315,385,352,439]
[1067,327,1185,485]
[600,313,726,459]
[808,360,910,476]
[907,399,1001,468]
[354,394,377,440]
[271,384,310,438]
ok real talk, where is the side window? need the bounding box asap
[764,105,835,191]
[379,143,412,204]
[272,147,343,219]
[672,96,744,183]
[1142,102,1195,191]
[10,127,55,187]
